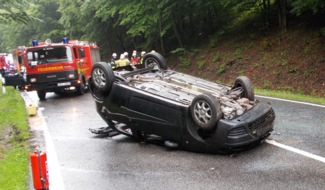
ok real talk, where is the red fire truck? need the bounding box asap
[20,38,100,100]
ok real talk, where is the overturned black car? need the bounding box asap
[88,52,275,153]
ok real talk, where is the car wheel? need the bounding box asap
[143,52,167,70]
[91,62,115,94]
[233,76,254,101]
[190,94,222,130]
[37,90,46,101]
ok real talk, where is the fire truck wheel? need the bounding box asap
[143,52,167,70]
[91,62,115,95]
[37,90,46,101]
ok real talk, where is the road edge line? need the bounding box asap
[266,139,325,163]
[256,95,325,108]
[40,109,66,190]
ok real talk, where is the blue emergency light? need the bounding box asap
[32,40,38,46]
[62,37,69,44]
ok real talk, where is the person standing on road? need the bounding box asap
[139,51,146,64]
[110,53,118,69]
[124,52,130,61]
[131,50,139,65]
[116,54,130,67]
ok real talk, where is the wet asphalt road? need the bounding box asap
[24,91,325,190]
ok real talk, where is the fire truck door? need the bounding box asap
[74,48,86,77]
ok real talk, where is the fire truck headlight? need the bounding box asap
[68,74,75,79]
[30,78,36,83]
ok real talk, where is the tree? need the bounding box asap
[291,0,325,16]
[277,0,287,33]
[0,0,32,24]
[0,0,63,52]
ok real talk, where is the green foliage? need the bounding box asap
[209,35,219,48]
[235,48,243,59]
[170,48,188,54]
[217,63,226,74]
[179,56,191,68]
[280,59,288,66]
[263,81,270,89]
[212,52,221,62]
[197,61,206,70]
[287,66,298,73]
[0,84,30,190]
[304,68,315,77]
[200,54,206,59]
[255,88,325,104]
[273,71,281,77]
[0,0,64,52]
[291,0,325,16]
[0,0,33,24]
[1,0,325,57]
[261,38,273,50]
[320,27,325,36]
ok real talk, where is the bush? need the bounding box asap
[198,61,206,70]
[179,56,191,68]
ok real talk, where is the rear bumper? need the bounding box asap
[3,74,25,87]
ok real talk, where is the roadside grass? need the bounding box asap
[0,80,30,190]
[255,88,325,105]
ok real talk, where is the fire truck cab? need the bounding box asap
[21,38,100,100]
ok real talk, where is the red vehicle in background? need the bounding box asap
[0,53,9,75]
[20,38,100,100]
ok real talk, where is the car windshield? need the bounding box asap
[27,46,72,65]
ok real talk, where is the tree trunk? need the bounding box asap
[158,15,165,55]
[277,0,287,33]
[170,15,183,48]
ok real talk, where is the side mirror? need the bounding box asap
[18,55,22,64]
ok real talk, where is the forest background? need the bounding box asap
[0,0,324,97]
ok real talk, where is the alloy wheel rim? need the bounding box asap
[93,68,106,88]
[194,100,212,125]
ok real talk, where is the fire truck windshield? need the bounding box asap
[27,46,72,66]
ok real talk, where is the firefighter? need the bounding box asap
[124,52,130,61]
[131,50,139,65]
[139,51,146,64]
[110,53,117,69]
[116,54,130,67]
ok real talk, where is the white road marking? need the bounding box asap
[38,110,66,190]
[266,139,325,163]
[256,95,325,108]
[22,90,65,190]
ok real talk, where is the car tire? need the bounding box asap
[233,76,254,101]
[190,94,222,130]
[143,52,167,70]
[91,62,115,95]
[37,90,46,101]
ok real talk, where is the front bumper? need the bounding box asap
[25,79,81,92]
[217,102,275,148]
